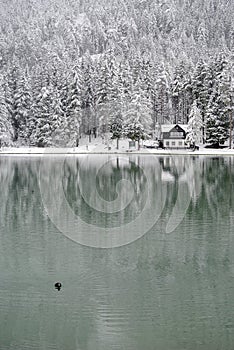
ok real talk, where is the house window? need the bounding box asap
[179,141,183,146]
[170,132,183,137]
[172,141,175,146]
[165,141,170,146]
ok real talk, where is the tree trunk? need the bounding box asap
[229,110,233,149]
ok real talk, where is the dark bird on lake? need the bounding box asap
[54,282,62,291]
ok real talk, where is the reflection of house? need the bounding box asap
[161,171,175,182]
[161,124,188,149]
[160,157,187,182]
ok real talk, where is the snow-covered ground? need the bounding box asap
[0,137,234,156]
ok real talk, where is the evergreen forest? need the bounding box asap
[0,0,233,147]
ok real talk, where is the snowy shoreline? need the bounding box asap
[0,147,234,156]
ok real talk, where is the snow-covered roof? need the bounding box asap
[161,124,189,133]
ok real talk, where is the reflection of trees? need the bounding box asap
[1,156,234,349]
[198,157,234,219]
[60,155,234,232]
[1,155,233,240]
[158,155,234,222]
[0,158,40,229]
[0,157,51,275]
[62,156,151,228]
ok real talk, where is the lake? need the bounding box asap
[0,155,234,350]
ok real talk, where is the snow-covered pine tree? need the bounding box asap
[154,64,170,125]
[118,60,132,97]
[109,85,123,149]
[5,65,19,141]
[0,76,13,146]
[14,70,32,144]
[40,60,68,146]
[137,58,159,130]
[109,114,123,149]
[49,85,66,146]
[95,52,119,135]
[172,62,192,124]
[29,65,51,145]
[108,101,123,149]
[123,83,152,149]
[204,55,232,147]
[185,100,203,147]
[197,20,209,48]
[105,54,126,149]
[212,54,228,81]
[192,60,214,142]
[80,57,97,139]
[205,72,231,147]
[32,85,55,147]
[65,68,82,146]
[227,57,234,148]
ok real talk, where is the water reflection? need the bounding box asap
[0,155,234,350]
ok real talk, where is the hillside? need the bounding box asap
[0,0,233,146]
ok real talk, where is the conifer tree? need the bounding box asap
[205,82,231,147]
[123,84,152,149]
[205,56,232,147]
[66,68,82,145]
[32,85,55,147]
[172,62,192,124]
[81,58,97,138]
[154,65,170,125]
[186,100,203,146]
[5,65,19,141]
[0,77,13,146]
[14,71,32,144]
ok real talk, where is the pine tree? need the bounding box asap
[95,52,119,136]
[80,58,97,138]
[186,100,203,146]
[28,65,50,145]
[49,85,66,146]
[14,70,32,144]
[123,83,152,149]
[32,85,55,147]
[192,60,214,142]
[172,62,192,124]
[154,64,170,125]
[0,76,13,146]
[205,82,231,147]
[65,68,82,146]
[109,109,123,149]
[5,65,19,141]
[205,56,232,147]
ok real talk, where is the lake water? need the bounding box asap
[0,155,234,350]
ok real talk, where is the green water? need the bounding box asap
[0,155,234,350]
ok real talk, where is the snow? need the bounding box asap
[161,124,189,133]
[75,13,91,28]
[1,143,234,156]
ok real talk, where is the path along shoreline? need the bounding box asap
[0,147,234,156]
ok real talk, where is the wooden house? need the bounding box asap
[161,124,188,149]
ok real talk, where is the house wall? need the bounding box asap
[163,139,186,148]
[161,125,189,148]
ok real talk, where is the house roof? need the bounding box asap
[161,124,189,133]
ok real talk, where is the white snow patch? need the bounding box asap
[0,146,234,156]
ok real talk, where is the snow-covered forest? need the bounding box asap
[0,0,233,147]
